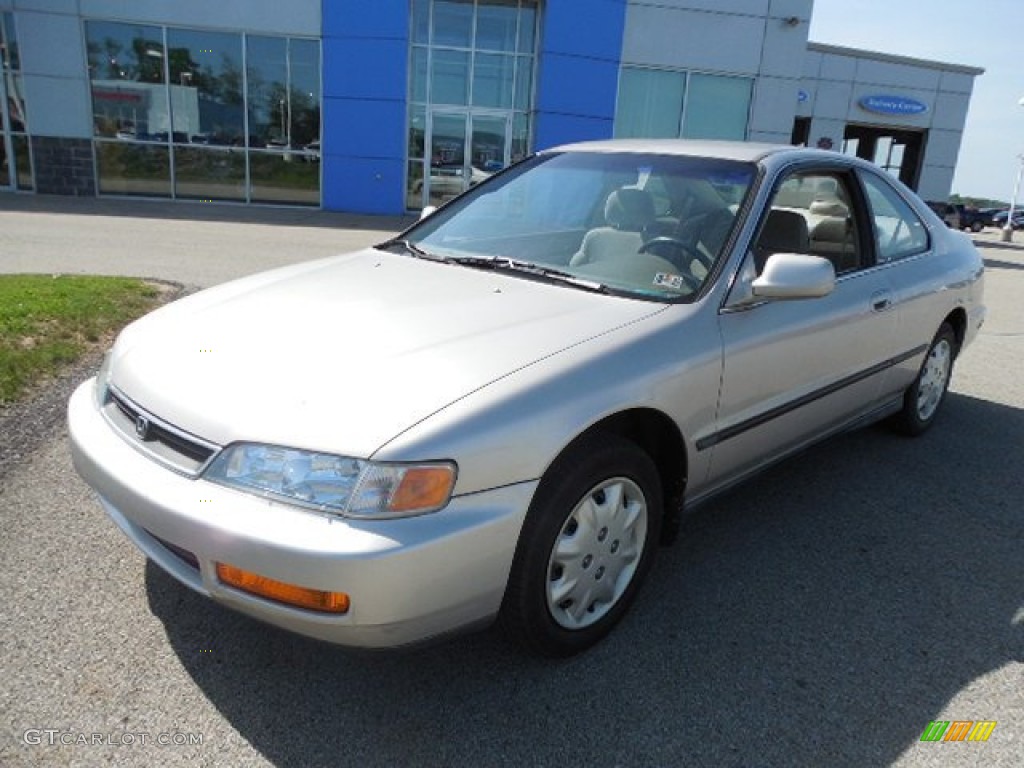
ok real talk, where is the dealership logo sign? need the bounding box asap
[859,94,929,116]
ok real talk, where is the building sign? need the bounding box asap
[859,94,928,116]
[797,89,809,103]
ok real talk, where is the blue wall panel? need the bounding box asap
[323,156,406,214]
[322,97,406,160]
[533,0,626,151]
[323,38,408,101]
[321,0,408,213]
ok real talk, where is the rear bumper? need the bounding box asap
[69,379,536,648]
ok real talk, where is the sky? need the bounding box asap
[808,0,1021,202]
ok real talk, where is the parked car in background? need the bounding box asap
[978,207,1004,227]
[991,209,1024,230]
[951,204,988,232]
[69,140,986,657]
[925,202,989,232]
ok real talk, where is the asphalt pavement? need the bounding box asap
[0,195,1020,768]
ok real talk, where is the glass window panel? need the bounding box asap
[173,147,245,200]
[873,136,893,167]
[471,113,506,176]
[167,28,244,146]
[245,35,287,148]
[682,73,751,141]
[0,138,9,187]
[431,49,469,105]
[249,150,319,205]
[411,47,428,103]
[411,0,430,44]
[861,171,929,263]
[514,55,532,112]
[472,53,513,109]
[476,1,518,52]
[428,112,466,206]
[432,0,473,48]
[85,21,166,139]
[614,68,685,139]
[510,112,529,163]
[2,12,19,70]
[95,141,171,197]
[518,2,538,54]
[6,73,27,133]
[409,105,426,158]
[407,158,425,209]
[12,134,31,190]
[289,39,320,149]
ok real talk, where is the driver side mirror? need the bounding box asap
[751,253,835,300]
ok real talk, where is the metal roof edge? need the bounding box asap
[807,41,985,77]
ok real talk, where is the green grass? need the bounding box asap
[0,275,163,404]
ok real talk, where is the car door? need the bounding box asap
[703,167,901,489]
[855,168,956,401]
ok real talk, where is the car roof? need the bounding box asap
[543,138,825,164]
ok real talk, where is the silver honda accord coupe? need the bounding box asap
[69,140,986,656]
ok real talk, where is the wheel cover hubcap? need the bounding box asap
[916,339,952,421]
[545,477,648,630]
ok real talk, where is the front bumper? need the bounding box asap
[68,379,536,648]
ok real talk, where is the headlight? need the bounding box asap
[203,443,457,519]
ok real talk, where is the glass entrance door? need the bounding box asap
[426,111,468,207]
[470,111,508,177]
[422,110,510,207]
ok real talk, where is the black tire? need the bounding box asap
[970,221,983,233]
[499,433,663,657]
[891,323,957,436]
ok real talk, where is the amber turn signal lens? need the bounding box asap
[388,465,456,512]
[216,562,350,614]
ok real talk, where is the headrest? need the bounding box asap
[809,199,848,217]
[759,209,810,253]
[605,187,655,231]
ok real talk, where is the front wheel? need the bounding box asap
[499,434,662,657]
[891,323,957,436]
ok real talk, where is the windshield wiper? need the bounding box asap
[375,238,447,262]
[448,255,611,294]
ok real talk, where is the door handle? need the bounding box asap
[871,290,893,312]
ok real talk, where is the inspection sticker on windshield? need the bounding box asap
[654,272,685,290]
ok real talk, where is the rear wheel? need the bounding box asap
[891,323,957,436]
[500,433,662,657]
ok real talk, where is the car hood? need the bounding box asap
[112,249,665,457]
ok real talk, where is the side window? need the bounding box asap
[754,171,863,274]
[860,172,929,263]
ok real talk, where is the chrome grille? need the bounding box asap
[102,386,219,476]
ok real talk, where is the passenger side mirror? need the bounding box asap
[752,253,835,300]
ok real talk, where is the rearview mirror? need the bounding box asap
[752,253,835,300]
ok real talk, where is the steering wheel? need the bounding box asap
[638,236,714,273]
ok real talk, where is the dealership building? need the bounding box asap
[0,0,983,213]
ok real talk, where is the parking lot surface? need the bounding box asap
[1,196,1020,767]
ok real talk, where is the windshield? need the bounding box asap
[401,151,756,300]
